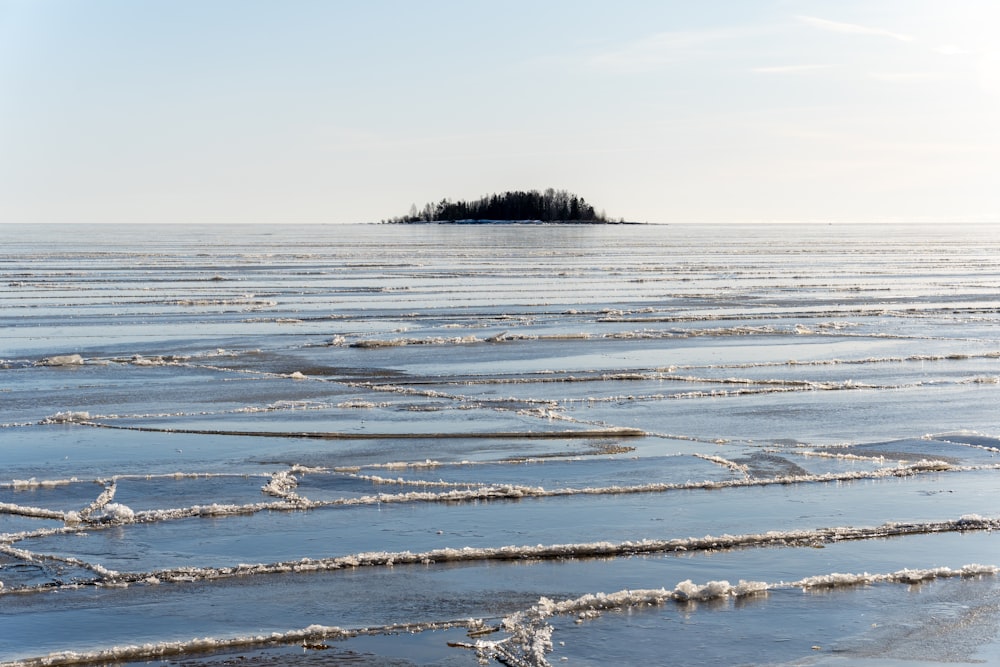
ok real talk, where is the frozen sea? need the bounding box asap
[3,222,1000,666]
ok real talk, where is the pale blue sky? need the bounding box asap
[2,0,997,223]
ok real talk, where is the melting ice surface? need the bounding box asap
[3,222,1000,666]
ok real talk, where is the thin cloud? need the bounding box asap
[587,28,748,73]
[935,45,972,56]
[797,15,914,42]
[868,71,938,82]
[751,64,836,74]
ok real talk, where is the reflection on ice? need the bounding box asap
[536,572,1000,666]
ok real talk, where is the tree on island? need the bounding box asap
[383,188,620,223]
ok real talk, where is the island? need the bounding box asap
[382,188,630,224]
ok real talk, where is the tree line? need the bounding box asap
[384,188,615,223]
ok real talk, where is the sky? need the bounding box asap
[1,0,998,224]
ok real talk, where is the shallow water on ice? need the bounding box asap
[4,223,1000,666]
[544,575,1000,666]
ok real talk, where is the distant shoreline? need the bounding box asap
[387,219,644,225]
[383,189,624,224]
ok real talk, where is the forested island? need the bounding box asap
[383,188,627,224]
